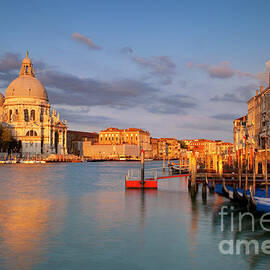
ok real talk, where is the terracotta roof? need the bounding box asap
[68,130,98,138]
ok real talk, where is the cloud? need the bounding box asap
[208,61,234,79]
[0,53,21,88]
[38,69,197,116]
[121,47,133,54]
[210,84,256,103]
[181,121,232,132]
[211,113,241,120]
[39,70,158,108]
[0,52,195,116]
[186,60,255,80]
[148,94,197,114]
[0,53,20,73]
[132,56,176,85]
[56,107,118,125]
[71,32,102,50]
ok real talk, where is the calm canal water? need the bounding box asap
[0,161,269,270]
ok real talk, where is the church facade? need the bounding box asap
[0,52,67,156]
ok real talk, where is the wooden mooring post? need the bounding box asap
[253,151,256,191]
[141,149,145,188]
[266,141,268,197]
[163,154,165,172]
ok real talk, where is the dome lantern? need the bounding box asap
[19,50,35,77]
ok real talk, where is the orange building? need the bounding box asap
[187,139,213,154]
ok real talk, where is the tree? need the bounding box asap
[0,124,21,153]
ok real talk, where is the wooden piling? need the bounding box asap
[179,152,182,168]
[191,153,197,187]
[238,154,242,188]
[202,181,207,200]
[253,151,256,191]
[245,158,248,190]
[266,141,268,197]
[163,154,165,172]
[141,149,145,188]
[218,155,223,177]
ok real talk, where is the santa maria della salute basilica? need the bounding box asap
[0,52,67,156]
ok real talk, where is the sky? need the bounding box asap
[1,0,270,142]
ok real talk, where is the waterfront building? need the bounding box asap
[150,137,184,160]
[82,143,140,160]
[245,84,270,150]
[187,139,213,160]
[150,138,159,159]
[259,86,270,148]
[162,138,181,159]
[67,130,98,156]
[99,127,151,158]
[233,115,247,151]
[247,87,263,149]
[0,52,67,156]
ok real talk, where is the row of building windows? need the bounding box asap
[100,133,138,137]
[100,136,138,142]
[8,108,45,122]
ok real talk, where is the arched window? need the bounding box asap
[63,131,65,147]
[26,130,38,136]
[24,109,29,122]
[40,108,44,122]
[30,109,35,121]
[9,110,12,121]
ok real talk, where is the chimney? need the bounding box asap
[260,85,263,94]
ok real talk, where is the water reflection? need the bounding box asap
[0,199,51,270]
[1,162,270,270]
[0,164,67,270]
[125,189,158,228]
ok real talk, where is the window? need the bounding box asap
[40,108,44,122]
[9,110,12,121]
[26,130,37,136]
[30,110,35,121]
[51,130,53,146]
[63,131,65,147]
[24,109,29,122]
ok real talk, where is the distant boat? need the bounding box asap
[19,160,46,164]
[168,164,189,175]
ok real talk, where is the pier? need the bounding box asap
[125,148,270,196]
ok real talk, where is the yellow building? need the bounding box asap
[99,127,151,157]
[0,52,67,156]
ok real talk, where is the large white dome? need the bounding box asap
[5,76,48,101]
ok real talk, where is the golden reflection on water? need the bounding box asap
[0,199,51,270]
[0,164,68,270]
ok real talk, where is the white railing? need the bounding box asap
[126,167,166,180]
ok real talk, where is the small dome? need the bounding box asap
[0,93,4,106]
[5,76,48,101]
